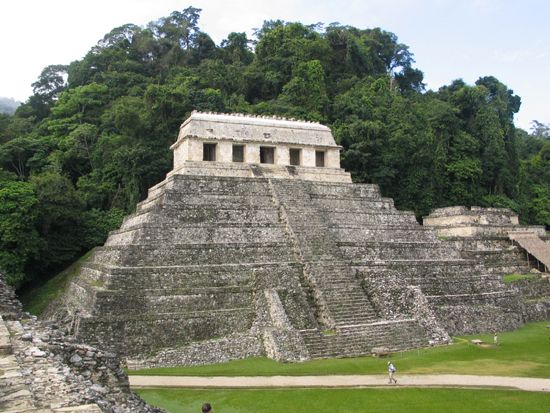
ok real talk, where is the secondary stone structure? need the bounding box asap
[48,112,532,367]
[424,206,550,322]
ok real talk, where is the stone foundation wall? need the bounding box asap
[128,332,264,369]
[0,272,22,320]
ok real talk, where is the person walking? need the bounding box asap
[202,403,212,413]
[387,361,397,384]
[493,330,499,346]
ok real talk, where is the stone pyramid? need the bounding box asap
[48,112,523,366]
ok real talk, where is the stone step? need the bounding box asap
[298,319,429,358]
[83,306,256,322]
[93,289,254,314]
[136,186,278,212]
[106,223,289,246]
[146,175,272,199]
[331,228,437,243]
[427,291,516,306]
[82,261,302,290]
[0,316,12,355]
[339,242,461,261]
[123,205,281,227]
[282,199,395,211]
[79,308,256,356]
[91,243,296,266]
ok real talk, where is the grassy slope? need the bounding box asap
[18,250,93,315]
[130,319,550,378]
[502,273,539,283]
[136,388,550,413]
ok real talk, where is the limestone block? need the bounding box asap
[262,328,309,362]
[217,140,233,163]
[0,317,12,355]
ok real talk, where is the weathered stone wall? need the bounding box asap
[424,206,545,237]
[511,276,550,322]
[0,273,164,413]
[423,206,550,326]
[0,272,22,320]
[360,271,450,344]
[128,332,264,369]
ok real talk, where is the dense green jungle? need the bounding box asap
[0,7,549,291]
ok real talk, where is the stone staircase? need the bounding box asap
[269,179,431,358]
[0,316,35,413]
[509,231,550,271]
[299,320,429,358]
[270,179,379,325]
[283,180,523,336]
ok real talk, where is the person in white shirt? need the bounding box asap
[387,361,397,384]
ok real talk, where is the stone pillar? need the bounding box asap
[217,141,232,163]
[173,139,189,169]
[246,143,260,164]
[326,149,341,169]
[302,148,316,167]
[276,145,289,166]
[188,139,203,162]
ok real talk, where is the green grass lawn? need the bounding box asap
[135,387,550,413]
[130,319,550,378]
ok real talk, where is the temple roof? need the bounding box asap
[174,111,339,148]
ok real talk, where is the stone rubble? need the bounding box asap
[0,273,165,413]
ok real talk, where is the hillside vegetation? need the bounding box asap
[0,7,549,289]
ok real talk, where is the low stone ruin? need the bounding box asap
[424,206,550,322]
[0,275,22,321]
[0,272,164,413]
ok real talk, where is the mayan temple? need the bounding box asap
[47,112,547,367]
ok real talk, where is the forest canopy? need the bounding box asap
[1,7,549,288]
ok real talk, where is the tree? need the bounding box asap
[220,32,253,64]
[530,120,550,139]
[247,21,330,101]
[32,65,68,104]
[0,174,42,286]
[279,60,329,119]
[29,172,85,274]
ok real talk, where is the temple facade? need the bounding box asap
[169,111,351,183]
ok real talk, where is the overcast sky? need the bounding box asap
[1,0,548,130]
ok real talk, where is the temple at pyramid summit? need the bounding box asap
[48,111,550,367]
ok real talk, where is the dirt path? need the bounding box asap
[129,374,550,392]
